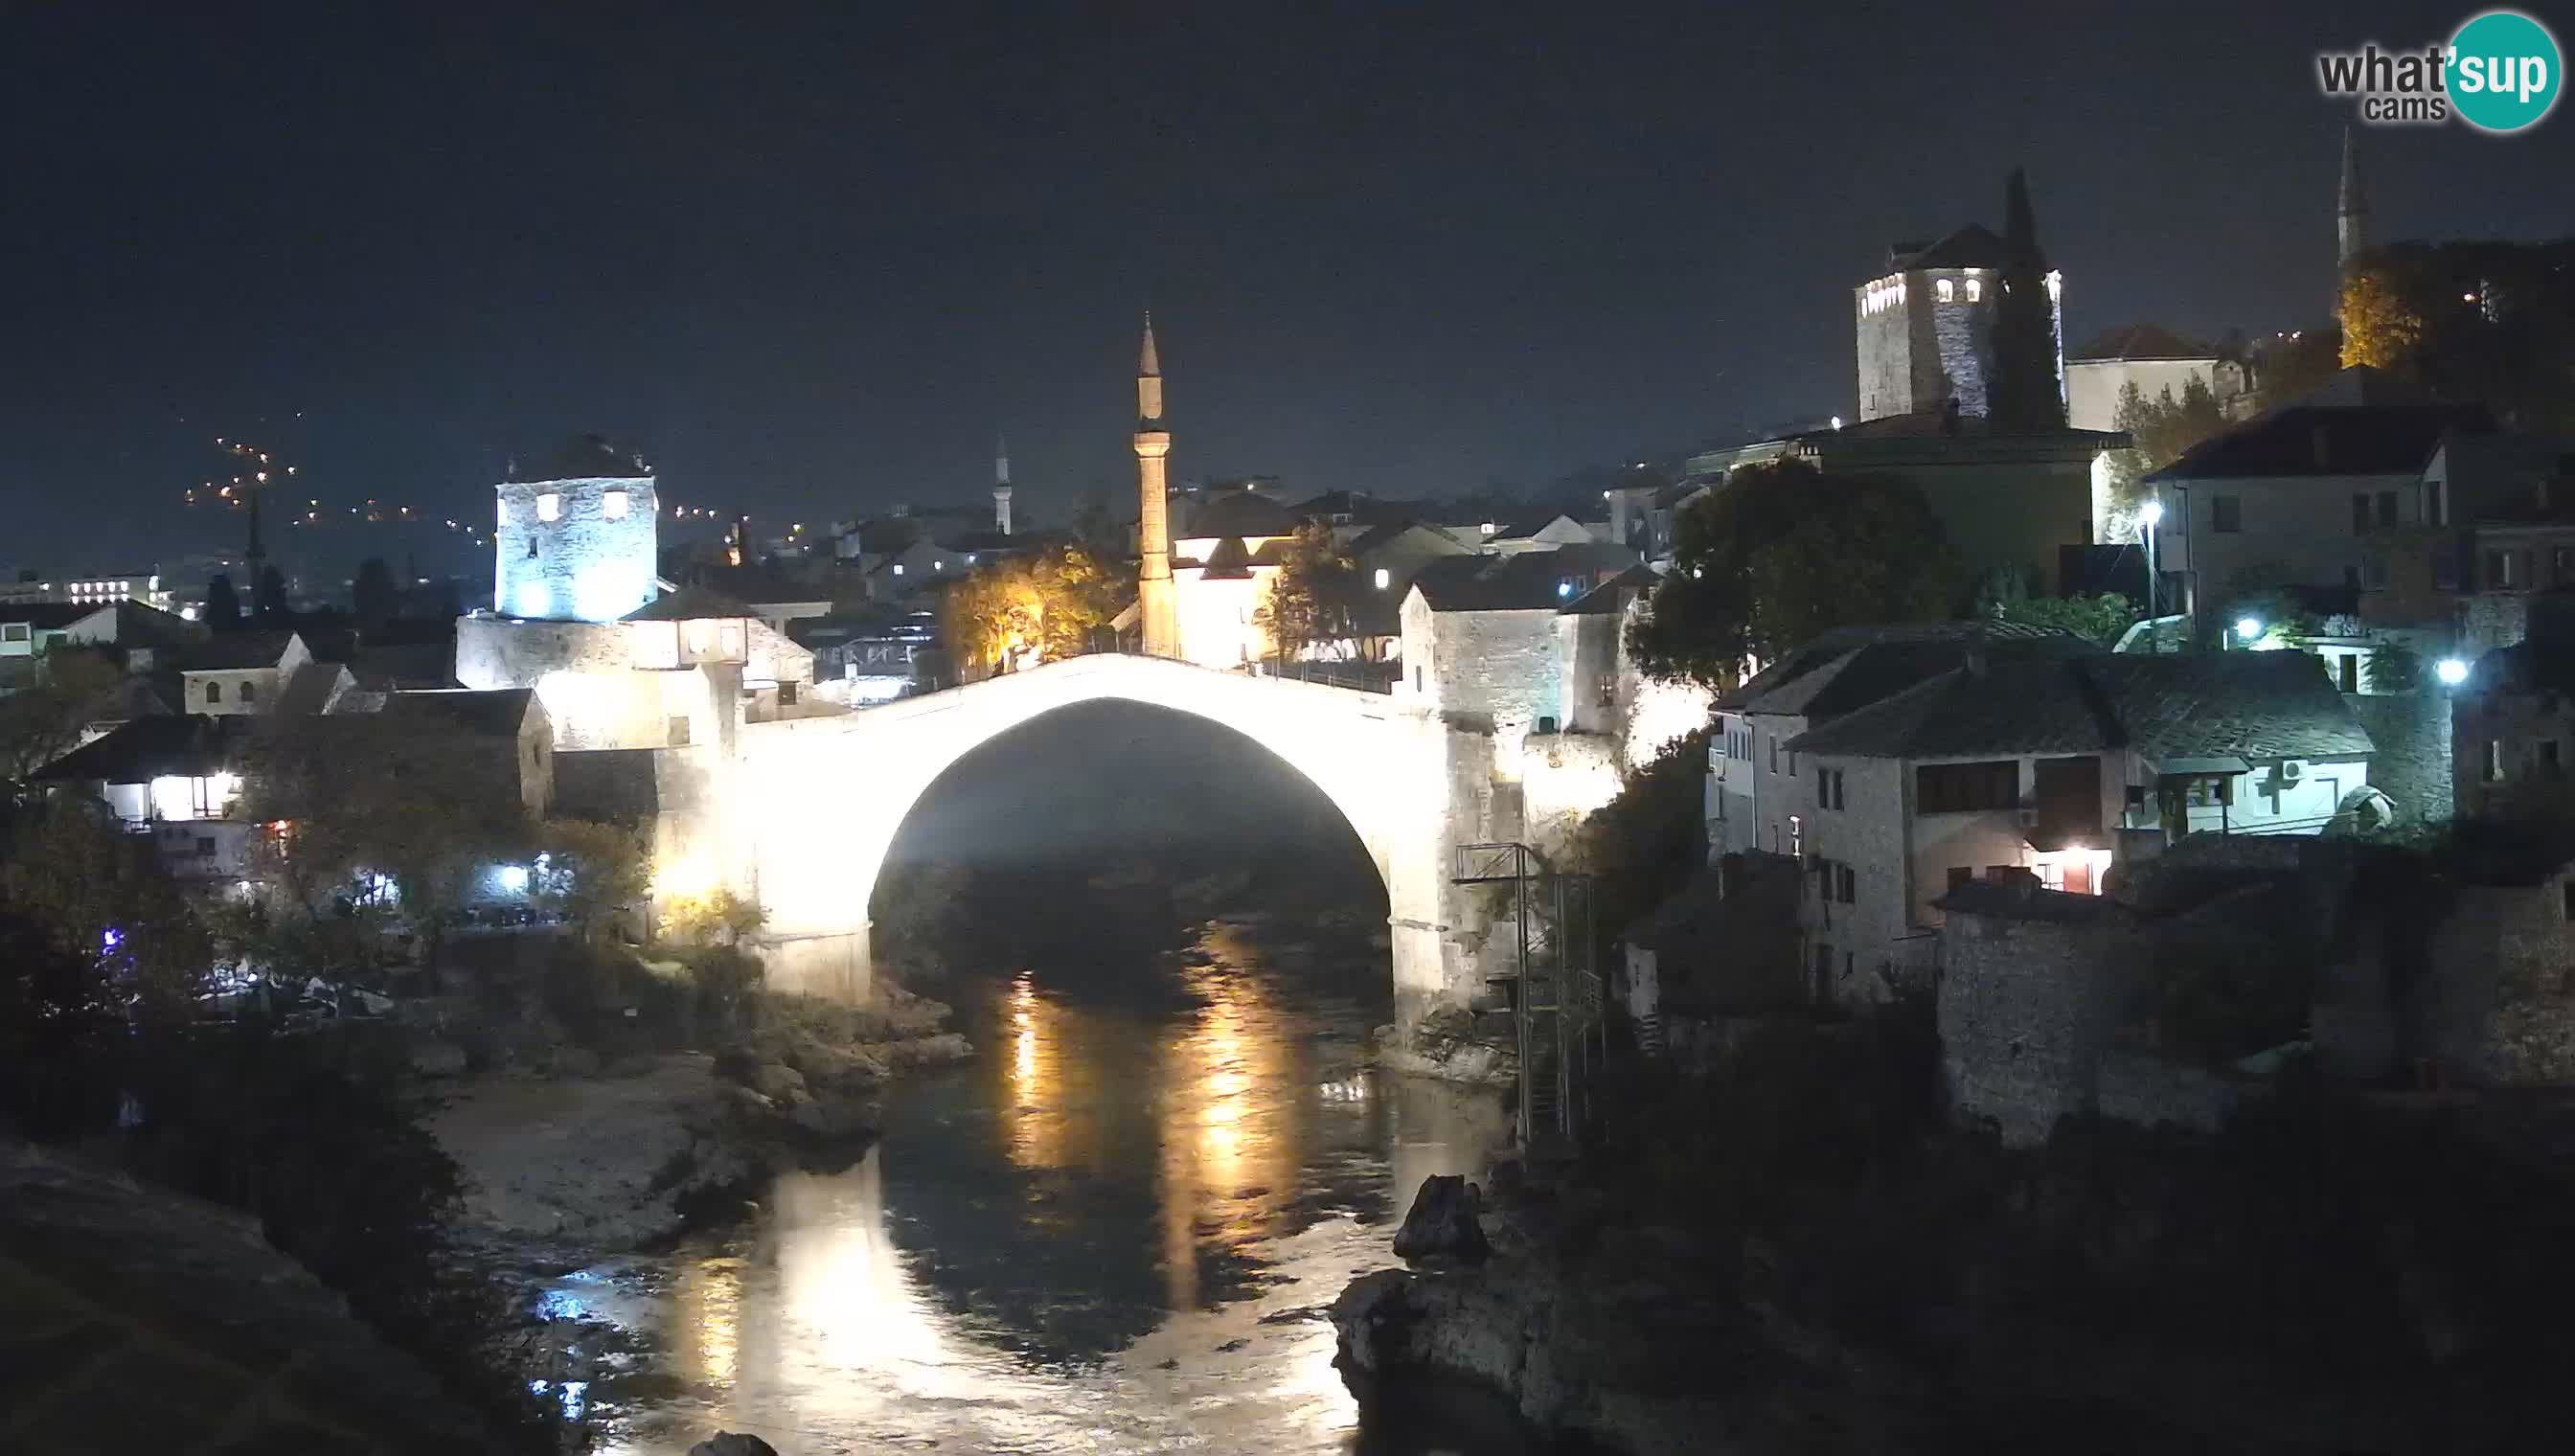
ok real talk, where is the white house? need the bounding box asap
[1783,649,2375,1005]
[178,630,316,715]
[35,715,261,881]
[2063,324,2249,433]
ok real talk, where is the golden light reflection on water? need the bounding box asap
[668,1255,741,1389]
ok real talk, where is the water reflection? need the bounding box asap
[599,917,1512,1454]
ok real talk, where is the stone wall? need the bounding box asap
[1431,608,1562,739]
[2424,880,2575,1086]
[1929,285,1994,418]
[2349,687,2453,826]
[1937,904,2139,1147]
[2095,1048,2240,1136]
[494,473,658,623]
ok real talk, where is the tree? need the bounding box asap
[2255,326,2344,408]
[0,796,207,1030]
[1988,590,2140,646]
[2339,262,2426,371]
[1987,168,2066,431]
[939,541,1126,674]
[534,818,650,942]
[352,557,398,633]
[871,858,975,983]
[1254,521,1362,664]
[0,648,125,792]
[2100,377,2229,534]
[204,573,242,630]
[1629,461,1962,689]
[253,564,289,622]
[2364,640,2425,694]
[662,887,765,947]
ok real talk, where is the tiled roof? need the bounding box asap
[1185,489,1296,539]
[0,603,98,629]
[180,630,300,671]
[1560,565,1659,617]
[509,433,649,482]
[1717,621,2092,713]
[1889,224,2012,271]
[1409,543,1638,612]
[2147,403,2495,482]
[2069,324,2217,362]
[1787,650,2374,762]
[376,688,538,738]
[623,586,760,622]
[36,715,251,785]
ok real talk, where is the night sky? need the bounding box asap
[6,1,2572,580]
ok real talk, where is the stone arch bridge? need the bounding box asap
[722,654,1536,1029]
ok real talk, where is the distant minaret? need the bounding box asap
[1133,313,1180,658]
[993,434,1014,536]
[2337,125,2370,271]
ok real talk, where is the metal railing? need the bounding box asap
[1244,658,1399,694]
[1453,841,1603,1149]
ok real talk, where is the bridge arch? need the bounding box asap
[732,655,1474,1019]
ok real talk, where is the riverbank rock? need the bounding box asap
[1392,1174,1491,1263]
[689,1434,782,1456]
[1372,1009,1515,1086]
[1,1139,497,1451]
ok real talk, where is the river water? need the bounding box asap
[556,910,1530,1454]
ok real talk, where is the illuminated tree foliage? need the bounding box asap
[2334,240,2575,431]
[940,540,1127,674]
[1629,461,1961,689]
[2100,375,2228,529]
[0,648,125,793]
[1255,521,1363,663]
[2338,263,2426,371]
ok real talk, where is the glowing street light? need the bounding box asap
[2234,616,2263,642]
[2436,657,2470,687]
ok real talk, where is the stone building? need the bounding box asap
[2062,324,2249,433]
[1784,648,2375,1005]
[493,434,659,625]
[2452,596,2575,817]
[1854,224,2061,422]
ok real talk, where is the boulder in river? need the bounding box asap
[1391,1173,1490,1263]
[689,1434,782,1456]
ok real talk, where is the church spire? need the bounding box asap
[2337,125,2370,270]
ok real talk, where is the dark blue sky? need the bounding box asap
[4,0,2570,580]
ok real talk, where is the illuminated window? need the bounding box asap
[1966,278,1983,303]
[536,492,562,522]
[497,499,509,526]
[1936,279,1955,303]
[602,489,628,520]
[205,681,222,704]
[1375,567,1391,590]
[893,563,905,576]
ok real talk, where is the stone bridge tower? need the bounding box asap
[1134,314,1181,658]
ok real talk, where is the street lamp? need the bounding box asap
[2234,616,2263,645]
[2436,657,2470,687]
[2139,499,2164,650]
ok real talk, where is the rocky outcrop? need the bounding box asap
[1373,1007,1515,1086]
[1390,1173,1491,1263]
[689,1433,783,1456]
[0,1139,496,1453]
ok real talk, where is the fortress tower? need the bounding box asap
[492,434,658,623]
[1133,315,1180,658]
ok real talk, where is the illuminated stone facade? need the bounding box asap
[493,450,659,624]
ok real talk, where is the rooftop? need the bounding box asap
[2147,399,2495,482]
[1182,489,1298,540]
[1936,876,2135,924]
[508,433,650,483]
[1887,223,2015,272]
[1786,649,2375,762]
[1717,620,2093,714]
[622,586,762,623]
[36,715,251,785]
[375,687,540,738]
[179,629,301,671]
[2069,324,2219,362]
[1408,543,1638,612]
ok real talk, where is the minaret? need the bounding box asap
[1133,313,1180,658]
[992,434,1014,536]
[2337,125,2370,271]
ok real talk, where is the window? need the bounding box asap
[668,716,693,748]
[2352,493,2371,535]
[1769,739,1779,773]
[194,836,216,856]
[778,680,799,707]
[1915,760,2019,813]
[2,623,27,643]
[536,492,562,522]
[2488,550,2515,589]
[2485,739,2503,784]
[1947,866,1974,893]
[2363,553,2389,590]
[2376,490,2398,527]
[2427,480,2445,525]
[205,681,222,704]
[2182,776,2233,808]
[1985,865,2015,880]
[2211,495,2241,534]
[1966,278,1983,303]
[2339,654,2359,694]
[1374,567,1391,590]
[1835,863,1856,904]
[2555,547,2575,586]
[1936,278,1955,303]
[498,499,509,527]
[1816,767,1845,809]
[2544,739,2563,776]
[1413,667,1424,693]
[2563,880,2575,922]
[893,563,904,576]
[1596,674,1617,708]
[239,681,256,704]
[603,489,629,520]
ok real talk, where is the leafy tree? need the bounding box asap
[352,557,398,632]
[1987,168,2066,431]
[2255,326,2344,408]
[1988,590,2139,646]
[239,712,533,967]
[253,564,289,621]
[1255,520,1362,664]
[1072,480,1123,556]
[871,857,976,983]
[203,572,242,630]
[2365,640,2425,694]
[534,818,650,941]
[2339,262,2426,371]
[0,648,125,792]
[1630,460,1962,689]
[662,887,765,947]
[940,541,1126,674]
[0,796,207,1031]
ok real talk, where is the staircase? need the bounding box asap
[1455,842,1605,1151]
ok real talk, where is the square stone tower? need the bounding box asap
[493,435,659,622]
[1855,226,2062,422]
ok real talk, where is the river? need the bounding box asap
[547,908,1536,1454]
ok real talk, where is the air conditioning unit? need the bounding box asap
[2277,760,2304,784]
